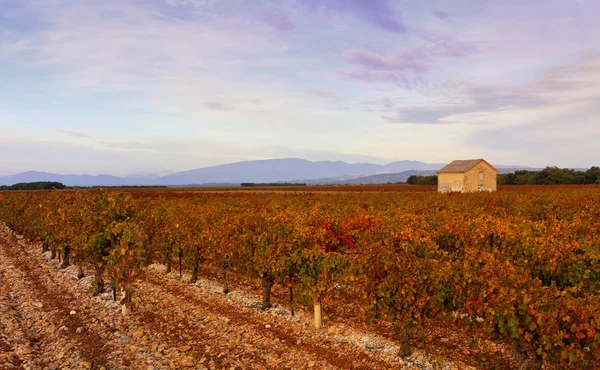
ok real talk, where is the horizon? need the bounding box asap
[3,156,591,179]
[2,1,599,175]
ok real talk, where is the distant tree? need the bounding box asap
[585,166,600,184]
[406,175,437,185]
[417,175,438,185]
[500,172,517,185]
[406,175,419,185]
[0,181,66,191]
[573,174,586,184]
[515,170,535,184]
[499,167,600,186]
[533,167,575,185]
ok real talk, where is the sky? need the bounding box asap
[1,0,599,176]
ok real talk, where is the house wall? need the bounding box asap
[464,162,497,192]
[437,173,465,193]
[437,161,498,193]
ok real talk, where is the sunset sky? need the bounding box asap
[1,0,599,175]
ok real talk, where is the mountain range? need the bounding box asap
[0,158,528,187]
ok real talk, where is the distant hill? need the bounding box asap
[298,168,527,185]
[0,171,124,187]
[155,158,380,185]
[298,170,437,185]
[335,170,438,184]
[0,159,531,187]
[154,158,448,185]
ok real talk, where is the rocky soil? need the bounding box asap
[0,225,488,369]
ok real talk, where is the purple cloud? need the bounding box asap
[253,10,295,32]
[339,39,485,88]
[337,69,427,90]
[434,39,482,57]
[343,49,429,71]
[165,0,215,8]
[303,0,405,33]
[343,39,482,72]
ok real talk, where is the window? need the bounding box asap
[479,171,483,182]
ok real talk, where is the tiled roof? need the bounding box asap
[437,159,497,173]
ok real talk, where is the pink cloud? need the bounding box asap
[343,49,429,72]
[338,38,486,89]
[253,10,295,32]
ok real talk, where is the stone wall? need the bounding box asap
[464,162,497,192]
[437,173,465,193]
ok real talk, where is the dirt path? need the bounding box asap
[135,272,395,369]
[0,229,157,369]
[0,226,471,369]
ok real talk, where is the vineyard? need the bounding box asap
[1,187,599,369]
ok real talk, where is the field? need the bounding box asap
[0,186,599,369]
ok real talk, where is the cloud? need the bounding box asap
[432,10,450,21]
[382,105,459,124]
[302,0,405,33]
[381,53,600,124]
[462,103,600,168]
[359,97,395,111]
[89,142,159,153]
[167,0,404,33]
[305,89,341,103]
[337,69,427,90]
[343,40,483,72]
[3,1,288,94]
[253,10,295,32]
[204,101,232,110]
[343,49,429,72]
[339,39,485,89]
[57,129,91,139]
[165,0,216,8]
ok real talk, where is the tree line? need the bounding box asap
[499,166,600,185]
[0,182,169,191]
[0,181,67,191]
[406,175,437,185]
[406,167,600,186]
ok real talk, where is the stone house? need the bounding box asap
[437,159,498,193]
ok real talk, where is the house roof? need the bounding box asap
[437,159,499,174]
